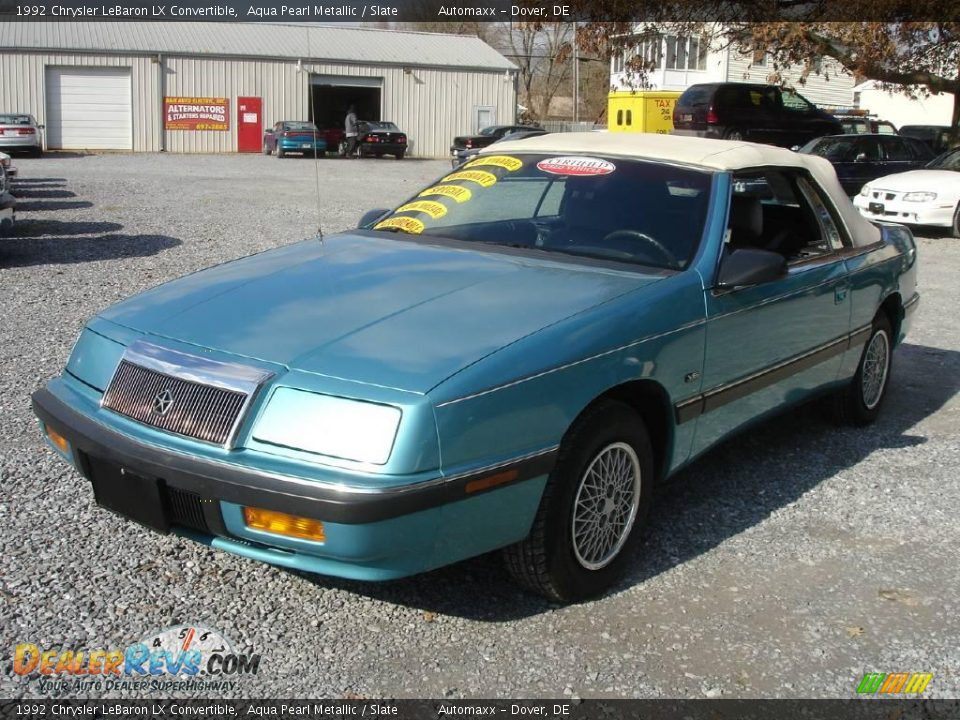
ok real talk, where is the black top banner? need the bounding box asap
[0,0,958,22]
[3,699,960,720]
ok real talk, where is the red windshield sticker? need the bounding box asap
[536,156,616,176]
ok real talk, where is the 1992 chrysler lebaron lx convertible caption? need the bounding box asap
[33,134,918,601]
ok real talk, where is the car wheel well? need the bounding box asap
[880,292,903,343]
[582,380,672,482]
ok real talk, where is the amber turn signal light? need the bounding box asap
[243,507,326,542]
[45,425,70,455]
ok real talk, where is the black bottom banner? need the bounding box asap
[2,699,960,720]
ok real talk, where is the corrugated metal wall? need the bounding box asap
[0,51,160,151]
[1,50,516,157]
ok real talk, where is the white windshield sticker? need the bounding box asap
[536,156,616,176]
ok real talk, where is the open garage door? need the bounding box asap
[45,67,132,150]
[309,75,382,135]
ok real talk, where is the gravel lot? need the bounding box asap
[0,153,958,699]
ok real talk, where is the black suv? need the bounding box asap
[672,83,842,148]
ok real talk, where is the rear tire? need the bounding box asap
[395,150,405,160]
[502,400,653,602]
[724,128,745,141]
[951,203,960,238]
[262,143,271,156]
[832,313,893,425]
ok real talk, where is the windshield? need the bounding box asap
[283,121,317,131]
[368,153,713,271]
[802,137,857,160]
[0,114,33,125]
[478,126,499,136]
[927,149,960,171]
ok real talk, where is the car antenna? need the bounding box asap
[306,28,323,243]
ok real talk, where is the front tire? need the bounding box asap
[951,203,960,238]
[832,313,893,425]
[276,146,286,158]
[502,400,653,602]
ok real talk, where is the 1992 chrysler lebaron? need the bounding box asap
[33,134,918,601]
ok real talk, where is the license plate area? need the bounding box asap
[88,458,169,532]
[680,113,693,122]
[868,202,885,214]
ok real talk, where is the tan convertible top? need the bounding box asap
[488,132,881,246]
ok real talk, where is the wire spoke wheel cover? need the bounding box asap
[861,329,889,410]
[571,441,642,570]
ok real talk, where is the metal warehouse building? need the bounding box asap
[0,22,516,157]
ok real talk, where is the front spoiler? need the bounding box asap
[32,387,556,525]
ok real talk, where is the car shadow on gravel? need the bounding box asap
[0,233,181,267]
[14,219,124,236]
[13,200,93,212]
[9,188,76,199]
[288,342,958,620]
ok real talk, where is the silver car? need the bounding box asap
[0,113,43,155]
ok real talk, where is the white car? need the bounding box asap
[854,147,960,237]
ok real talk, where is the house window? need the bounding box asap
[612,49,625,74]
[664,35,707,71]
[753,47,767,66]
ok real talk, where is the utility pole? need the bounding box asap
[573,21,579,123]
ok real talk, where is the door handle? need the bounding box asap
[834,286,849,304]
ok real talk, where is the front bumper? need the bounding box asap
[853,195,956,228]
[32,384,552,579]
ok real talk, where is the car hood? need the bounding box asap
[99,233,659,393]
[867,169,960,192]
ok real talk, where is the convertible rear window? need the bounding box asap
[369,154,713,270]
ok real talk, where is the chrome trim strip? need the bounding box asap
[435,318,707,407]
[674,323,872,425]
[903,293,920,313]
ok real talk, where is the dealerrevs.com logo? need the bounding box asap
[13,625,261,693]
[856,672,934,694]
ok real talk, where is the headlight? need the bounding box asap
[903,192,936,202]
[253,388,401,465]
[859,185,870,197]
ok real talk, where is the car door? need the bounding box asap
[878,136,923,176]
[846,136,884,195]
[779,90,821,147]
[689,169,853,454]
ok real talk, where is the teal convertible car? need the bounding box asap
[33,134,918,601]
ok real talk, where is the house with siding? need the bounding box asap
[610,29,855,108]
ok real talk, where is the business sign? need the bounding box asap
[164,97,230,131]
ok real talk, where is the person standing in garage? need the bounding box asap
[344,105,359,158]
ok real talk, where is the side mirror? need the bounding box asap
[854,153,869,163]
[716,248,786,289]
[358,208,390,228]
[790,145,800,152]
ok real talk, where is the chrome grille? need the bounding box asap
[102,360,247,445]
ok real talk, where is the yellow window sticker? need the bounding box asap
[441,170,498,188]
[373,216,425,234]
[396,200,448,219]
[464,155,524,172]
[418,185,473,203]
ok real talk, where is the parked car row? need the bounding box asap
[0,157,15,236]
[263,120,408,159]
